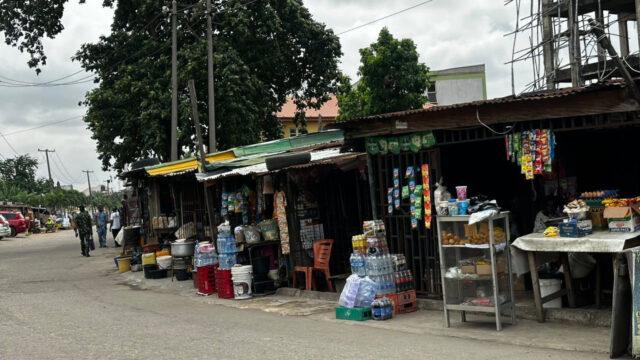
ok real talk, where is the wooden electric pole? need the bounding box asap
[170,0,179,161]
[37,148,55,183]
[206,0,217,153]
[188,79,217,242]
[82,170,94,197]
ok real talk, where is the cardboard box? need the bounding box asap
[604,204,640,232]
[559,220,593,238]
[476,264,492,276]
[461,265,476,274]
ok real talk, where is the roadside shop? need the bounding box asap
[195,141,370,295]
[334,81,640,355]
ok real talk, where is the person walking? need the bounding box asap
[110,208,122,248]
[74,206,93,257]
[96,207,108,248]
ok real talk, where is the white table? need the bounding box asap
[513,231,640,322]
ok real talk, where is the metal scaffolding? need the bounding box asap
[506,0,640,94]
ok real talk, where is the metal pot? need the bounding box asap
[171,241,195,257]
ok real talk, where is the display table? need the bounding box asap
[513,231,640,358]
[512,231,640,253]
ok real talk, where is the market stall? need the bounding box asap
[196,145,370,295]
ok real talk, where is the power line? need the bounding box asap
[0,132,19,155]
[2,115,84,137]
[53,151,80,183]
[336,0,434,36]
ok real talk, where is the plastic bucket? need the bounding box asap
[231,265,253,299]
[540,278,562,308]
[117,257,131,273]
[156,255,173,270]
[142,253,156,266]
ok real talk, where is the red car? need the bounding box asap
[0,211,27,237]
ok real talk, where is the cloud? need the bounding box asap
[0,0,537,190]
[0,1,116,189]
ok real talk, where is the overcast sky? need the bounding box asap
[0,0,541,190]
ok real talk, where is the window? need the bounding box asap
[426,82,437,104]
[289,128,298,137]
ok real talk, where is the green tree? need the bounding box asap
[337,28,429,121]
[0,1,343,171]
[0,155,52,192]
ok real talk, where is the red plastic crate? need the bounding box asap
[394,290,417,314]
[196,265,217,295]
[376,290,417,315]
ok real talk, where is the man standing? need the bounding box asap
[110,208,122,248]
[96,207,108,248]
[74,206,93,257]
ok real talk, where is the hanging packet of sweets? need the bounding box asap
[388,137,400,154]
[366,138,379,155]
[421,164,432,229]
[378,137,388,155]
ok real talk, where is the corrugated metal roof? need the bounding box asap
[196,148,364,182]
[144,130,344,177]
[333,81,627,127]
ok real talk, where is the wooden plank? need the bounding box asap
[561,253,577,308]
[528,251,546,323]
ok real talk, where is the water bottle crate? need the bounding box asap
[377,290,417,315]
[335,306,372,321]
[395,290,417,314]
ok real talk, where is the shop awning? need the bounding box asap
[145,151,235,177]
[196,148,365,182]
[143,130,345,177]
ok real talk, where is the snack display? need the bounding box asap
[563,199,590,219]
[505,129,556,180]
[603,197,640,207]
[543,226,559,237]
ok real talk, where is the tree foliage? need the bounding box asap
[0,155,120,211]
[9,0,342,171]
[0,155,51,193]
[337,28,429,121]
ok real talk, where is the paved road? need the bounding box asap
[0,231,606,359]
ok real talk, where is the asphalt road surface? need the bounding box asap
[0,231,606,359]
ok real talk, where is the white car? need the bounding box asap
[0,215,11,239]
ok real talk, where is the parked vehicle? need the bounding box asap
[55,215,71,230]
[0,215,11,239]
[0,211,28,237]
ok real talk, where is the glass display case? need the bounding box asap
[436,212,516,331]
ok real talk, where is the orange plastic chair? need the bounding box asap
[292,239,334,291]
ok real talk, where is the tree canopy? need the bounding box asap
[0,155,119,211]
[1,0,343,171]
[337,28,429,121]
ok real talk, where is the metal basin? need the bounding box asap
[171,241,195,257]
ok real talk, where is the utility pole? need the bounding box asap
[37,148,55,183]
[188,79,217,244]
[82,170,94,197]
[206,0,217,153]
[170,0,179,161]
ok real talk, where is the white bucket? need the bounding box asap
[540,278,562,308]
[231,265,253,300]
[156,255,173,270]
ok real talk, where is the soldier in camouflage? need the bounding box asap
[74,206,93,257]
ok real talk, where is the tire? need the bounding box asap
[10,227,16,237]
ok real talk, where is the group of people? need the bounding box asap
[73,206,123,257]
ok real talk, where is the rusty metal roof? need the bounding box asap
[333,81,627,126]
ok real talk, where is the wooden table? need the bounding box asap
[512,231,640,323]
